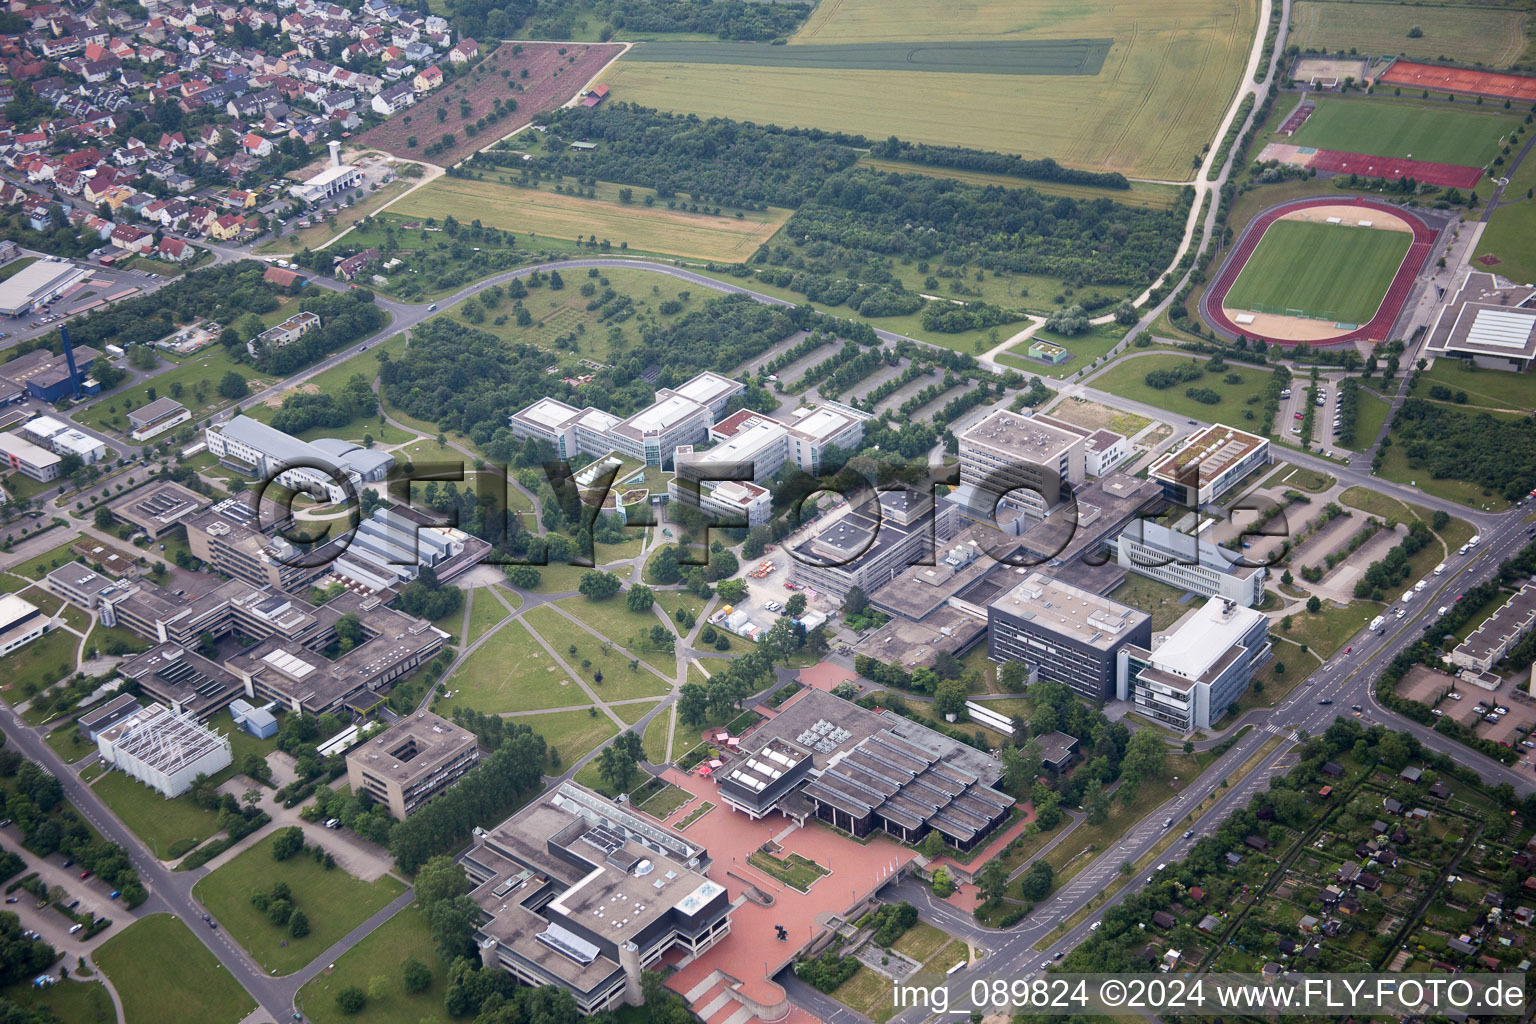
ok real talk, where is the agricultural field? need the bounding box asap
[1224,220,1410,323]
[1291,2,1529,69]
[624,38,1113,74]
[602,0,1258,181]
[94,915,256,1024]
[1280,96,1522,166]
[394,174,789,261]
[357,41,622,165]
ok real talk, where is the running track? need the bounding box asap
[1201,196,1435,347]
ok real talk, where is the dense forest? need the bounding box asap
[525,0,810,40]
[1389,398,1536,501]
[868,136,1131,190]
[481,104,864,208]
[787,169,1188,289]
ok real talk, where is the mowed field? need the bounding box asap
[602,0,1258,181]
[1291,2,1529,69]
[1283,96,1522,165]
[1224,220,1410,323]
[392,176,790,260]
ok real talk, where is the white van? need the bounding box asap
[1414,580,1427,593]
[1434,562,1446,575]
[1459,544,1469,556]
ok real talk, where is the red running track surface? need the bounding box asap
[1203,196,1435,348]
[1308,148,1483,189]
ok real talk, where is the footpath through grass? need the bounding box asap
[193,832,406,975]
[95,914,256,1024]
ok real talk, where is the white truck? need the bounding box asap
[1470,535,1482,548]
[1434,562,1446,575]
[1370,615,1386,633]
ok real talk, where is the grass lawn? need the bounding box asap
[1420,358,1535,414]
[524,605,672,701]
[1001,322,1127,380]
[1090,352,1270,422]
[1283,95,1522,165]
[653,586,707,625]
[1291,2,1529,68]
[1044,762,1196,886]
[614,699,663,725]
[6,534,86,582]
[1111,574,1202,631]
[635,781,691,818]
[296,904,449,1024]
[464,588,512,644]
[747,849,829,892]
[440,619,577,715]
[5,628,81,703]
[1259,463,1333,493]
[89,768,224,859]
[0,978,114,1024]
[1350,388,1392,451]
[394,175,790,262]
[521,707,618,765]
[642,706,671,763]
[1474,198,1536,286]
[1224,220,1411,324]
[517,562,593,594]
[44,723,93,763]
[95,915,256,1024]
[1339,485,1415,521]
[76,349,276,436]
[193,832,406,975]
[554,595,675,673]
[207,707,281,769]
[1276,599,1378,659]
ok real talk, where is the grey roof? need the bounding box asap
[128,395,186,426]
[218,416,394,479]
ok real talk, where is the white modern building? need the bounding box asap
[0,593,47,656]
[957,410,1086,522]
[667,476,773,527]
[1451,582,1536,673]
[1148,424,1270,507]
[206,415,395,504]
[1111,517,1266,607]
[95,703,233,798]
[0,260,89,317]
[290,142,363,204]
[785,402,868,473]
[0,431,61,481]
[22,416,107,464]
[1118,598,1272,732]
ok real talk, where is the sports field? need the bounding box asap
[1283,97,1521,166]
[391,177,790,262]
[1223,220,1410,324]
[603,0,1257,181]
[625,39,1112,74]
[1292,2,1529,69]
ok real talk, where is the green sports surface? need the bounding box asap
[1223,220,1411,325]
[1284,97,1521,166]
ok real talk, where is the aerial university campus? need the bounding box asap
[4,1,1536,1023]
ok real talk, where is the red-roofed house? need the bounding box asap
[412,65,443,91]
[449,38,477,62]
[241,132,272,157]
[157,236,194,262]
[109,224,154,252]
[210,213,246,240]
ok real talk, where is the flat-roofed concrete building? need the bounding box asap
[0,259,89,317]
[0,430,61,481]
[987,572,1151,700]
[507,397,587,460]
[96,703,232,798]
[23,416,107,464]
[1148,424,1269,507]
[1033,414,1129,477]
[668,475,772,527]
[696,410,790,482]
[206,415,394,504]
[958,410,1085,521]
[785,402,868,473]
[0,592,47,656]
[1424,273,1536,372]
[44,561,126,609]
[346,710,479,818]
[1452,582,1536,672]
[117,643,245,719]
[76,693,142,739]
[184,496,343,591]
[609,392,711,468]
[663,370,742,420]
[1112,516,1266,606]
[1119,598,1272,732]
[127,396,190,441]
[714,688,1012,852]
[790,487,940,599]
[462,781,730,1014]
[108,480,207,539]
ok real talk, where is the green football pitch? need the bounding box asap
[1223,220,1411,325]
[1284,97,1521,166]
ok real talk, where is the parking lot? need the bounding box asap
[1418,670,1536,760]
[1275,379,1346,456]
[713,542,840,641]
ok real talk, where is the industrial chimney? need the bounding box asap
[60,325,82,401]
[328,140,342,168]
